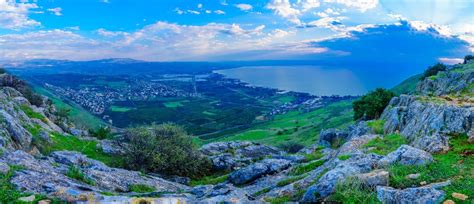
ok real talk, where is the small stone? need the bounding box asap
[406,173,421,180]
[18,195,35,202]
[38,200,51,204]
[420,181,427,185]
[443,200,455,204]
[452,192,468,201]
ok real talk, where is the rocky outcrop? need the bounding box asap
[200,141,284,171]
[378,145,433,167]
[381,95,473,153]
[228,159,291,185]
[318,121,371,148]
[417,65,473,96]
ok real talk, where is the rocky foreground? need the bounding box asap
[0,61,473,203]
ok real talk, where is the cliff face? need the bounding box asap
[382,62,474,153]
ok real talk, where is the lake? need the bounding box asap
[215,65,405,96]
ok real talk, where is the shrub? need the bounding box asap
[124,123,211,178]
[55,107,71,121]
[279,141,305,153]
[89,126,112,140]
[422,63,447,79]
[464,55,474,64]
[352,88,395,120]
[367,119,385,134]
[327,177,378,203]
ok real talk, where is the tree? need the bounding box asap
[464,55,474,64]
[422,63,447,79]
[352,88,395,120]
[124,123,211,178]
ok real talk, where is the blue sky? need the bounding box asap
[0,0,472,62]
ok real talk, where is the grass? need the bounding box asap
[327,177,379,203]
[387,134,473,202]
[338,154,351,161]
[391,74,422,95]
[24,124,41,137]
[163,100,188,108]
[66,166,95,186]
[289,160,325,176]
[303,148,324,162]
[47,132,120,167]
[205,100,354,147]
[276,175,307,187]
[129,184,156,193]
[19,105,45,121]
[367,120,385,135]
[364,134,407,155]
[189,173,229,186]
[253,187,271,197]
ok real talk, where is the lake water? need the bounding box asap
[215,66,374,96]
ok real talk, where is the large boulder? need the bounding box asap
[381,95,473,153]
[378,145,433,167]
[0,110,32,150]
[201,141,284,171]
[417,66,473,96]
[376,186,445,204]
[228,159,291,185]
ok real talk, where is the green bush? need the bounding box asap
[89,126,112,140]
[124,123,212,178]
[422,63,447,79]
[353,88,395,120]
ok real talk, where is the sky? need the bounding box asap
[0,0,473,62]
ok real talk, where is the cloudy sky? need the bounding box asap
[0,0,473,62]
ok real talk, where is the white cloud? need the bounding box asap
[197,4,203,9]
[235,3,253,11]
[214,10,225,15]
[323,0,378,12]
[187,10,201,15]
[438,57,463,65]
[266,0,301,25]
[47,7,62,16]
[299,0,320,12]
[0,0,40,29]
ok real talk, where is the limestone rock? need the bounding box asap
[376,186,445,204]
[0,161,9,174]
[378,145,433,167]
[228,159,291,185]
[356,169,389,187]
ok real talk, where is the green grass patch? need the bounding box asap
[110,106,132,112]
[364,134,407,155]
[129,184,156,193]
[47,132,120,167]
[327,177,379,203]
[338,154,351,161]
[66,166,95,185]
[303,148,324,162]
[24,124,42,137]
[202,111,217,116]
[189,173,229,186]
[387,134,473,202]
[391,74,422,95]
[276,175,306,187]
[289,160,325,176]
[163,100,188,108]
[20,105,45,121]
[253,187,271,197]
[367,120,385,135]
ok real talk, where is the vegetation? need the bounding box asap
[464,55,474,64]
[66,166,95,185]
[387,134,473,201]
[276,175,306,187]
[364,134,407,155]
[367,119,385,134]
[124,123,211,178]
[278,142,305,154]
[327,177,379,203]
[89,126,112,140]
[189,173,229,186]
[337,155,351,161]
[20,105,46,122]
[129,184,156,193]
[422,63,447,79]
[0,68,6,74]
[289,160,325,176]
[207,100,354,147]
[391,74,422,95]
[352,88,395,120]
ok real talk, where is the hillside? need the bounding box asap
[0,60,472,203]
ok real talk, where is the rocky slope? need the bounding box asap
[0,61,472,203]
